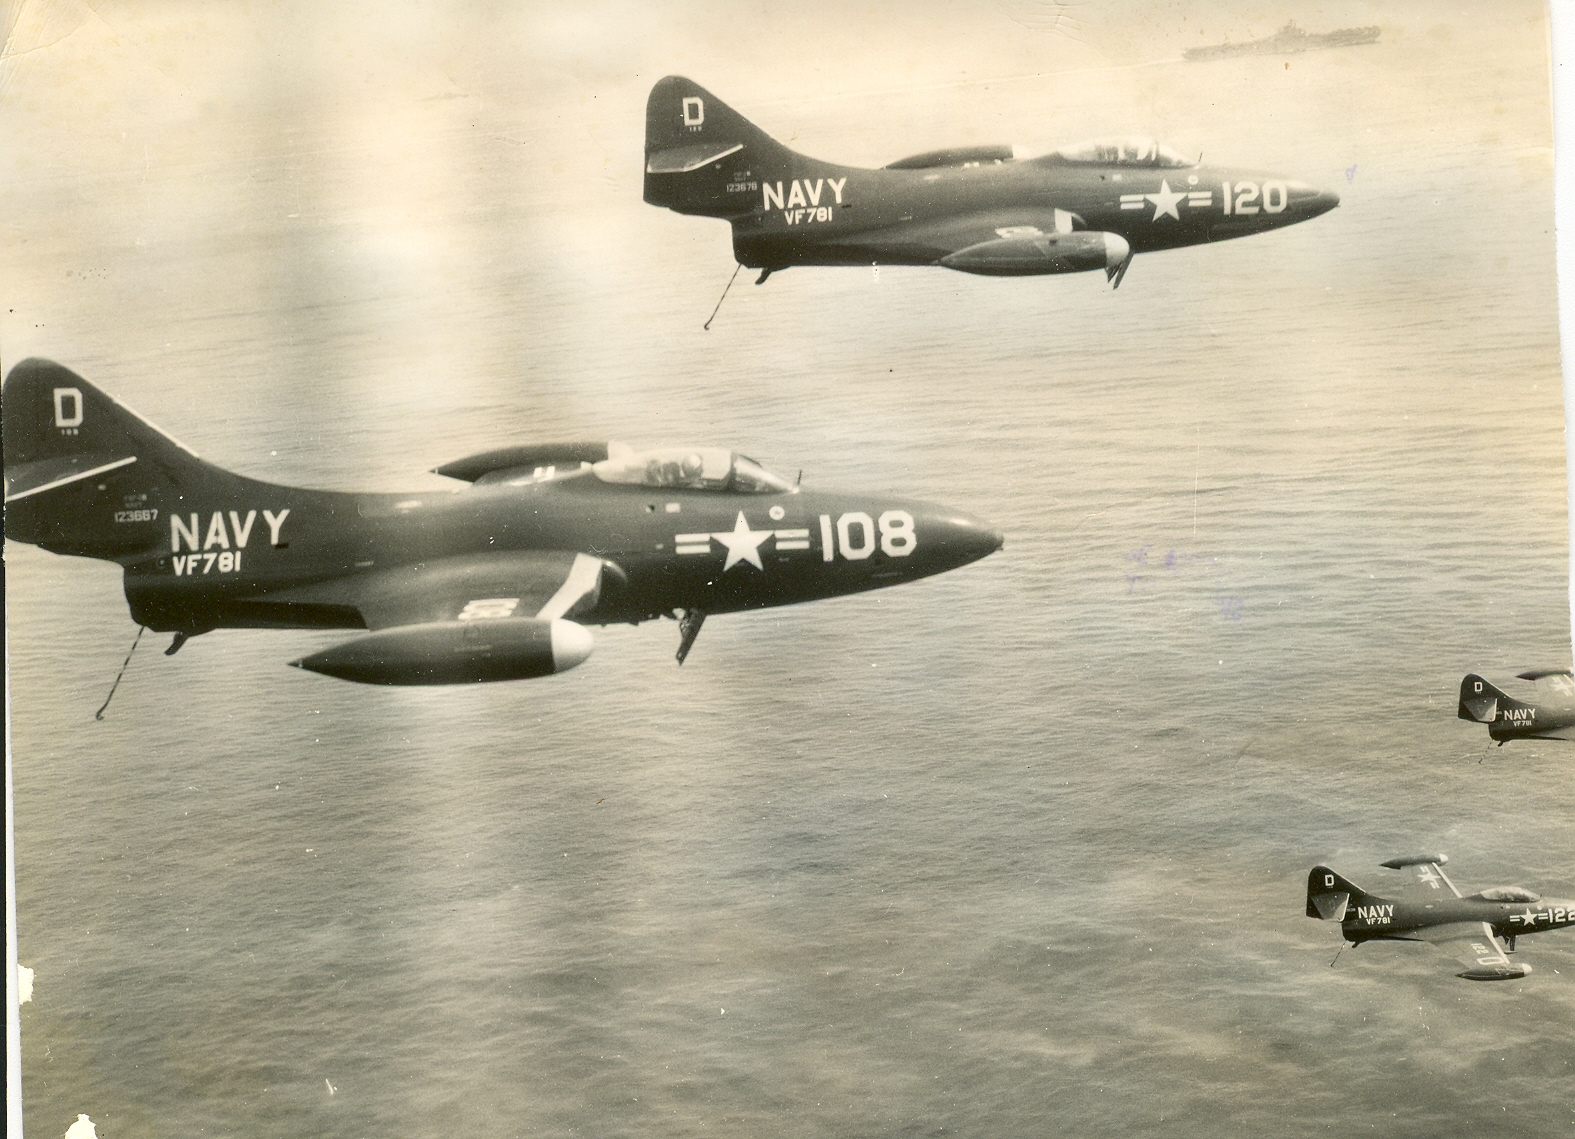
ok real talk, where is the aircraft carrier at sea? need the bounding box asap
[1185,21,1380,62]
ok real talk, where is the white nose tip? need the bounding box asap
[549,620,594,672]
[1102,231,1131,269]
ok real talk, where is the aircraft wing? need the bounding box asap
[1381,855,1461,896]
[263,550,608,629]
[830,208,1130,281]
[1509,671,1575,737]
[1418,922,1528,980]
[1523,670,1575,702]
[837,209,1079,260]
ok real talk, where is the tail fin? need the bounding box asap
[3,359,239,562]
[1459,674,1517,723]
[644,76,833,219]
[1307,866,1380,920]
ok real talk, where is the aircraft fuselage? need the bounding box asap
[1458,672,1575,742]
[113,472,1001,634]
[726,159,1339,269]
[1341,895,1575,945]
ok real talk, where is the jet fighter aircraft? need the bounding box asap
[1307,854,1575,980]
[1458,669,1575,745]
[3,359,1002,685]
[644,76,1339,287]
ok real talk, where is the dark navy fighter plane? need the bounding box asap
[644,76,1339,287]
[1458,669,1575,745]
[3,359,1002,685]
[1307,854,1575,980]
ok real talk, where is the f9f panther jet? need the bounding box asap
[644,76,1339,287]
[3,359,1002,685]
[1307,854,1574,980]
[1458,670,1575,745]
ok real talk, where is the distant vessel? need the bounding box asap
[1184,20,1380,61]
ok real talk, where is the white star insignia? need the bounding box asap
[713,512,771,571]
[1144,178,1184,221]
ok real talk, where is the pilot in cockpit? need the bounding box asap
[644,452,708,488]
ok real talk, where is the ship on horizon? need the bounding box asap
[1184,20,1380,62]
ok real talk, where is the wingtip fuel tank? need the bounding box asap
[290,618,594,685]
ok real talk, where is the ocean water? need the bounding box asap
[5,3,1572,1137]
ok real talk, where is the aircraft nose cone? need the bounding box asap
[1307,188,1340,216]
[925,512,1005,571]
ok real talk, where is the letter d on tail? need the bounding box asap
[1307,867,1350,920]
[1458,674,1507,723]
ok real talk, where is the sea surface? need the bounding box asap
[5,3,1572,1137]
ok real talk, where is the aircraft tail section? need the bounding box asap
[3,358,252,562]
[1307,866,1382,921]
[1458,674,1514,723]
[644,76,847,220]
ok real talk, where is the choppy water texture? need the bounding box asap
[4,2,1572,1137]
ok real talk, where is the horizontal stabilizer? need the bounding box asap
[647,141,744,174]
[1310,890,1349,921]
[5,453,137,503]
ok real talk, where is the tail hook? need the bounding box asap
[95,626,146,720]
[704,263,743,330]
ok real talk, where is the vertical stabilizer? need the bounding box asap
[1458,674,1511,723]
[644,76,836,219]
[1307,866,1381,920]
[3,359,238,561]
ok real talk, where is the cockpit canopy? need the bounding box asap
[1475,886,1542,902]
[1046,136,1195,168]
[593,446,796,494]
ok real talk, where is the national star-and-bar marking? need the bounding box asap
[1511,906,1573,926]
[675,512,810,570]
[1120,178,1213,220]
